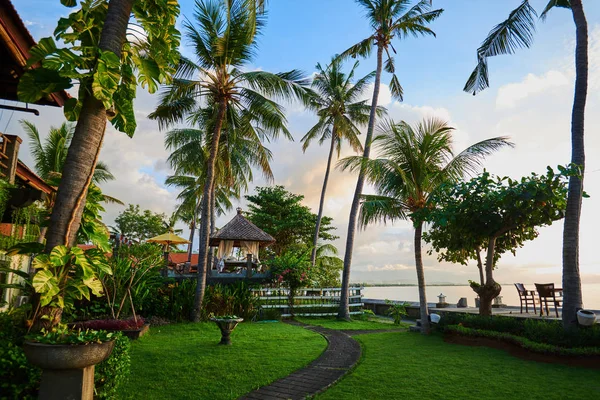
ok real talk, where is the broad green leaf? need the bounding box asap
[32,254,51,270]
[17,68,73,104]
[32,270,60,299]
[92,50,121,109]
[6,242,44,256]
[60,0,77,7]
[26,37,57,67]
[63,97,81,121]
[68,281,90,301]
[83,277,104,297]
[49,245,71,267]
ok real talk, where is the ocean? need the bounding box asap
[362,283,600,309]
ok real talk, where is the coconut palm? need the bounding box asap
[339,117,513,333]
[150,0,311,320]
[463,0,589,328]
[336,0,444,320]
[19,120,121,243]
[302,58,384,267]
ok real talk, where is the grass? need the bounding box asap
[296,316,409,330]
[317,332,600,400]
[117,322,326,400]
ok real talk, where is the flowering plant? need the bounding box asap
[265,249,313,291]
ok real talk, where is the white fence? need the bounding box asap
[252,287,364,318]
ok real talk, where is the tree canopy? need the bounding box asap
[113,204,169,242]
[245,186,338,256]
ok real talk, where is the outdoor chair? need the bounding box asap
[534,283,562,317]
[514,283,537,314]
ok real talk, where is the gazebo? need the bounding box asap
[208,208,275,279]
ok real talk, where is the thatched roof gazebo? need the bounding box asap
[208,208,274,279]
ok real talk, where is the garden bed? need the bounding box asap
[444,328,600,369]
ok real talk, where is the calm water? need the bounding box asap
[363,283,600,309]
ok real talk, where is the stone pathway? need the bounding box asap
[240,322,406,400]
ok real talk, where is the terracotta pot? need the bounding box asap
[210,318,243,345]
[23,340,115,370]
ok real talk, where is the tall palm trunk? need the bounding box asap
[192,99,227,322]
[207,179,217,271]
[562,0,588,328]
[414,220,430,333]
[310,131,337,266]
[44,0,134,251]
[338,45,384,320]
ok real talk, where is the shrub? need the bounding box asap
[77,317,145,331]
[95,332,131,399]
[203,281,260,320]
[0,309,131,399]
[140,278,196,322]
[437,312,600,349]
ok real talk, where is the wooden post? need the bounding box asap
[246,253,252,278]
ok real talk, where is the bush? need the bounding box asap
[140,278,196,322]
[95,332,131,399]
[0,309,131,399]
[76,317,145,331]
[437,312,600,349]
[203,281,260,320]
[0,309,40,399]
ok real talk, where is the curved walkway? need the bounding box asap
[239,322,400,400]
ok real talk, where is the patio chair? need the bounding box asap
[534,283,562,317]
[514,283,537,314]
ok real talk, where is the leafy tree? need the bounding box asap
[421,167,573,316]
[313,244,344,288]
[302,57,383,266]
[336,0,443,321]
[113,204,168,242]
[150,0,311,321]
[245,186,338,256]
[17,0,180,251]
[463,0,589,327]
[339,117,512,332]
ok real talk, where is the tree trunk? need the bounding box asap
[192,99,227,322]
[207,180,216,271]
[562,0,588,328]
[310,131,337,266]
[475,237,501,316]
[338,44,384,320]
[44,0,134,251]
[413,221,430,334]
[476,247,484,286]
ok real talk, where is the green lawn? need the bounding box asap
[118,322,326,400]
[317,332,600,400]
[296,316,409,330]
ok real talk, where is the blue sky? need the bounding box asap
[5,0,600,288]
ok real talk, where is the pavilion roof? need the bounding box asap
[209,208,275,247]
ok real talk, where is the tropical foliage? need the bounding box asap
[464,0,589,328]
[336,0,444,320]
[339,117,512,332]
[113,204,169,242]
[150,0,311,320]
[302,57,382,266]
[421,166,573,315]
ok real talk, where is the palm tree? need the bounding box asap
[19,120,121,242]
[150,0,311,321]
[339,117,513,333]
[463,0,589,328]
[302,58,384,266]
[336,0,444,320]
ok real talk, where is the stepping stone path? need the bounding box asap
[239,321,401,400]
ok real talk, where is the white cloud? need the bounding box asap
[495,70,569,109]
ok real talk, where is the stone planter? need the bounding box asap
[577,310,597,327]
[210,317,243,345]
[23,340,114,400]
[120,323,150,340]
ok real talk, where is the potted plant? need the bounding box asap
[210,315,244,345]
[577,310,597,327]
[9,244,114,399]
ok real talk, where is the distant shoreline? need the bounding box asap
[359,283,471,287]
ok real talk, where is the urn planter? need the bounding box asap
[577,310,597,327]
[210,317,243,345]
[23,340,115,400]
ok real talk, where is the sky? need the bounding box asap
[3,0,600,286]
